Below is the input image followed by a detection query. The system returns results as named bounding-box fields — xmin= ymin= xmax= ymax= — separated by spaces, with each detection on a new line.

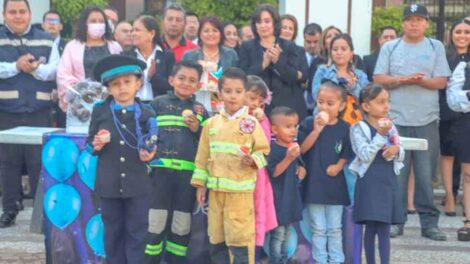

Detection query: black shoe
xmin=445 ymin=211 xmax=457 ymax=217
xmin=407 ymin=209 xmax=417 ymax=215
xmin=390 ymin=225 xmax=404 ymax=238
xmin=421 ymin=227 xmax=447 ymax=241
xmin=0 ymin=212 xmax=17 ymax=228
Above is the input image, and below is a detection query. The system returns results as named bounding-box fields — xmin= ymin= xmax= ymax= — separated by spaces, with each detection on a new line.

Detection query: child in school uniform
xmin=87 ymin=55 xmax=158 ymax=264
xmin=267 ymin=106 xmax=305 ymax=264
xmin=191 ymin=67 xmax=270 ymax=264
xmin=243 ymin=75 xmax=278 ymax=261
xmin=350 ymin=84 xmax=405 ymax=264
xmin=299 ymin=81 xmax=352 ymax=264
xmin=145 ymin=61 xmax=209 ymax=263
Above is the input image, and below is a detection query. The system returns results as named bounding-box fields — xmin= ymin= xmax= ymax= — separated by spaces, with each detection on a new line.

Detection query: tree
xmin=52 ymin=0 xmax=109 ymax=37
xmin=181 ymin=0 xmax=278 ymax=27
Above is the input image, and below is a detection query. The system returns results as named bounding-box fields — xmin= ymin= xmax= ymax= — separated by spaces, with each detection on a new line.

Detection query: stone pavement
xmin=1 ymin=191 xmax=469 ymax=264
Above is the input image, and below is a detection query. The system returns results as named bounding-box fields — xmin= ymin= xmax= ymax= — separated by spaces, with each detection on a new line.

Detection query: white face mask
xmin=87 ymin=23 xmax=106 ymax=39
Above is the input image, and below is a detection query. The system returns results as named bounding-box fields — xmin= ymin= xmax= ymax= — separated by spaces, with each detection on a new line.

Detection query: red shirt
xmin=162 ymin=36 xmax=198 ymax=62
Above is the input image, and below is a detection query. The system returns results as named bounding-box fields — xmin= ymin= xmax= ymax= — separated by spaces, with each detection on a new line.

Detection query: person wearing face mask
xmin=57 ymin=6 xmax=122 ymax=111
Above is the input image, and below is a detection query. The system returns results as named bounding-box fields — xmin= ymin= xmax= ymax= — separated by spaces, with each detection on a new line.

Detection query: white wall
xmin=280 ymin=0 xmax=372 ymax=56
xmin=0 ymin=0 xmax=50 ymax=24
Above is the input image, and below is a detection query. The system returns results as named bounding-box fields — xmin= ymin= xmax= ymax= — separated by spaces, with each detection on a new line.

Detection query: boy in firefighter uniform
xmin=191 ymin=67 xmax=270 ymax=264
xmin=144 ymin=61 xmax=208 ymax=263
xmin=88 ymin=55 xmax=157 ymax=264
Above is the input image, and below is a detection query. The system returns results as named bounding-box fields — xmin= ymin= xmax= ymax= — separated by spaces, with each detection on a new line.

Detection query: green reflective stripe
xmin=196 ymin=114 xmax=203 ymax=123
xmin=192 ymin=168 xmax=209 ymax=182
xmin=252 ymin=153 xmax=267 ymax=168
xmin=200 ymin=119 xmax=207 ymax=127
xmin=210 ymin=142 xmax=251 ymax=155
xmin=158 ymin=121 xmax=188 ymax=127
xmin=166 ymin=241 xmax=188 ymax=257
xmin=207 ymin=176 xmax=256 ymax=191
xmin=156 ymin=115 xmax=187 ymax=127
xmin=157 ymin=115 xmax=185 ymax=121
xmin=145 ymin=242 xmax=163 ymax=256
xmin=150 ymin=158 xmax=195 ymax=170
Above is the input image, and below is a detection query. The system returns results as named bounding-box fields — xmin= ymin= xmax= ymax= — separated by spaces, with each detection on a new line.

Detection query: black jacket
xmin=87 ymin=97 xmax=156 ymax=198
xmin=363 ymin=51 xmax=379 ymax=82
xmin=122 ymin=47 xmax=175 ymax=97
xmin=239 ymin=38 xmax=308 ymax=120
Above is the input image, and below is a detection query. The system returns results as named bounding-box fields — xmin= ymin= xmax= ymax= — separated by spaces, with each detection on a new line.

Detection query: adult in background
xmin=240 ymin=25 xmax=254 ymax=42
xmin=223 ymin=22 xmax=239 ymax=53
xmin=123 ymin=15 xmax=175 ymax=101
xmin=42 ymin=10 xmax=67 ymax=128
xmin=183 ymin=16 xmax=238 ymax=112
xmin=0 ymin=0 xmax=59 ymax=228
xmin=279 ymin=14 xmax=309 ymax=117
xmin=239 ymin=4 xmax=307 ymax=120
xmin=447 ymin=21 xmax=470 ymax=241
xmin=185 ymin=11 xmax=199 ymax=46
xmin=374 ymin=4 xmax=450 ymax=241
xmin=104 ymin=7 xmax=119 ymax=32
xmin=162 ymin=4 xmax=197 ymax=62
xmin=321 ymin=26 xmax=364 ymax=70
xmin=57 ymin=6 xmax=122 ymax=111
xmin=114 ymin=21 xmax=133 ymax=52
xmin=303 ymin=23 xmax=325 ymax=113
xmin=363 ymin=26 xmax=398 ymax=82
xmin=440 ymin=19 xmax=470 ymax=216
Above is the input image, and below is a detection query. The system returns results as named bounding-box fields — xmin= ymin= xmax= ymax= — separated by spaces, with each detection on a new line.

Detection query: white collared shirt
xmin=223 ymin=106 xmax=247 ymax=120
xmin=135 ymin=45 xmax=163 ymax=101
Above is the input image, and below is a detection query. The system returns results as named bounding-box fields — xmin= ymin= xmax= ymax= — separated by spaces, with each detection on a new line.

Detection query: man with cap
xmin=374 ymin=4 xmax=451 ymax=241
xmin=87 ymin=54 xmax=157 ymax=263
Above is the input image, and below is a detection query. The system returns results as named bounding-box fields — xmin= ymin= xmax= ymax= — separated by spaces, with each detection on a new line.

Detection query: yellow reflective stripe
xmin=207 ymin=176 xmax=256 ymax=191
xmin=209 ymin=142 xmax=251 ymax=155
xmin=192 ymin=168 xmax=209 ymax=182
xmin=145 ymin=242 xmax=163 ymax=256
xmin=251 ymin=153 xmax=267 ymax=168
xmin=166 ymin=241 xmax=188 ymax=257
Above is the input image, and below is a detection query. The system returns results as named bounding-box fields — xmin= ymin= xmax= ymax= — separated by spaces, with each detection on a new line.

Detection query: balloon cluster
xmin=42 ymin=136 xmax=104 ymax=257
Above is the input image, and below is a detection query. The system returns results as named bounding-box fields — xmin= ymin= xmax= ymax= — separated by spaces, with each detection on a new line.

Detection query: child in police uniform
xmin=144 ymin=61 xmax=209 ymax=263
xmin=191 ymin=67 xmax=270 ymax=264
xmin=87 ymin=54 xmax=157 ymax=264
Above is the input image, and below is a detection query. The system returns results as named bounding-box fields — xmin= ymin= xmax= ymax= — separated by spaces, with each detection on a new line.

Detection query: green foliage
xmin=181 ymin=0 xmax=278 ymax=27
xmin=52 ymin=0 xmax=109 ymax=24
xmin=372 ymin=4 xmax=435 ymax=38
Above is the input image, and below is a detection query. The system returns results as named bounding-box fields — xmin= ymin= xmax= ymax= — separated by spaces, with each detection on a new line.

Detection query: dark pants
xmin=396 ymin=121 xmax=441 ymax=229
xmin=101 ymin=195 xmax=149 ymax=264
xmin=0 ymin=109 xmax=50 ymax=213
xmin=145 ymin=168 xmax=196 ymax=264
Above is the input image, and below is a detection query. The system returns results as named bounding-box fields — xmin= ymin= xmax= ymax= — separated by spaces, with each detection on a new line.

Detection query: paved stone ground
xmin=1 ymin=190 xmax=469 ymax=264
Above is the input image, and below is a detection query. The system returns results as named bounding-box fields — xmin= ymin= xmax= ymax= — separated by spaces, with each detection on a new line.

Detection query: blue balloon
xmin=300 ymin=209 xmax=313 ymax=244
xmin=42 ymin=137 xmax=79 ymax=182
xmin=86 ymin=214 xmax=106 ymax=258
xmin=263 ymin=225 xmax=298 ymax=258
xmin=44 ymin=184 xmax=81 ymax=229
xmin=77 ymin=150 xmax=98 ymax=190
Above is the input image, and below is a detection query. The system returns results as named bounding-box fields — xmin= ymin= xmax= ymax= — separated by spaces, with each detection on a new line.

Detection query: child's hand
xmin=92 ymin=135 xmax=107 ymax=151
xmin=326 ymin=164 xmax=341 ymax=177
xmin=241 ymin=154 xmax=256 ymax=167
xmin=297 ymin=166 xmax=306 ymax=180
xmin=313 ymin=115 xmax=326 ymax=134
xmin=252 ymin=108 xmax=265 ymax=122
xmin=286 ymin=143 xmax=300 ymax=161
xmin=183 ymin=114 xmax=200 ymax=133
xmin=139 ymin=147 xmax=157 ymax=162
xmin=377 ymin=123 xmax=392 ymax=136
xmin=196 ymin=187 xmax=206 ymax=205
xmin=382 ymin=145 xmax=399 ymax=160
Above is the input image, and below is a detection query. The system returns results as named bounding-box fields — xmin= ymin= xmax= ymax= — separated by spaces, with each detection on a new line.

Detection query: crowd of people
xmin=1 ymin=0 xmax=470 ymax=263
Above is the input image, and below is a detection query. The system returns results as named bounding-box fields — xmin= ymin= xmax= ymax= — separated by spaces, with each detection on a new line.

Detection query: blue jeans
xmin=396 ymin=121 xmax=440 ymax=229
xmin=307 ymin=204 xmax=344 ymax=264
xmin=269 ymin=225 xmax=291 ymax=264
